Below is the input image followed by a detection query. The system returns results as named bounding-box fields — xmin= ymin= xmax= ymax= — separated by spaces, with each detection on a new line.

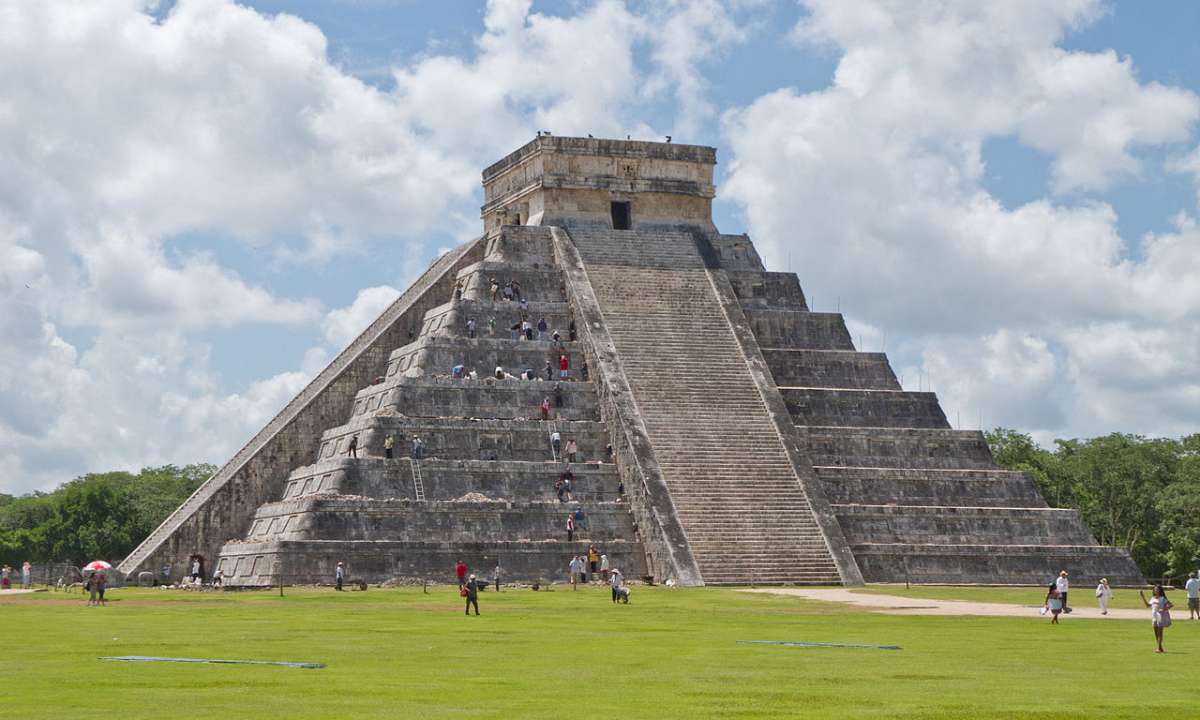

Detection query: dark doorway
xmin=610 ymin=201 xmax=631 ymax=230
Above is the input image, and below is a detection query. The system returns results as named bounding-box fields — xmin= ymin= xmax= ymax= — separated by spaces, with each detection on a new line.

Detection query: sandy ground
xmin=740 ymin=587 xmax=1151 ymax=620
xmin=0 ymin=588 xmax=43 ymax=597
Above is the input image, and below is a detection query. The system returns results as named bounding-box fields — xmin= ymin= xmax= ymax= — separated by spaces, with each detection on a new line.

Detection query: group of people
xmin=567 ymin=549 xmax=629 ymax=603
xmin=1042 ymin=569 xmax=1200 ymax=653
xmin=0 ymin=562 xmax=32 ymax=590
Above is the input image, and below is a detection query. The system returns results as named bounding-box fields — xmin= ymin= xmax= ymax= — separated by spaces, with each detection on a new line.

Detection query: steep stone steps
xmin=385 ymin=336 xmax=586 ymax=380
xmin=744 ymin=309 xmax=854 ymax=350
xmin=418 ymin=299 xmax=571 ymax=341
xmin=570 ymin=227 xmax=843 ymax=585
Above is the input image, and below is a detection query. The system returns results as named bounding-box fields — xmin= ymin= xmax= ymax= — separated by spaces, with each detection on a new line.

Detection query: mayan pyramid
xmin=119 ymin=136 xmax=1143 ymax=586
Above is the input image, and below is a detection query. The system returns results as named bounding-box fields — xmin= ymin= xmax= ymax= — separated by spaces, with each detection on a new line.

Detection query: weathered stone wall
xmin=118 ymin=239 xmax=485 ymax=581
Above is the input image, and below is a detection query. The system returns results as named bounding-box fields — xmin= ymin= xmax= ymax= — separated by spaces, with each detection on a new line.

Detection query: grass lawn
xmin=849 ymin=584 xmax=1155 ymax=611
xmin=1 ymin=584 xmax=1195 ymax=719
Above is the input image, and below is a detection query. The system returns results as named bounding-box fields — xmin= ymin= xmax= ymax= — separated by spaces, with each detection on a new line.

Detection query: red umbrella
xmin=83 ymin=560 xmax=112 ymax=573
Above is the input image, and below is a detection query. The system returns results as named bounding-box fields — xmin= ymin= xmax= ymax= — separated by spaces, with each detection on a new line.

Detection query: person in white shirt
xmin=568 ymin=556 xmax=583 ymax=590
xmin=1140 ymin=584 xmax=1174 ymax=653
xmin=1055 ymin=571 xmax=1070 ymax=612
xmin=1095 ymin=578 xmax=1112 ymax=615
xmin=191 ymin=558 xmax=201 ymax=582
xmin=600 ymin=554 xmax=610 ymax=582
xmin=610 ymin=568 xmax=623 ymax=603
xmin=1185 ymin=571 xmax=1200 ymax=620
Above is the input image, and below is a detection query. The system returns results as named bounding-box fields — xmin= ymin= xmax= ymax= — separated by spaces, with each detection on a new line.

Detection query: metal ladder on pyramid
xmin=411 ymin=458 xmax=426 ymax=502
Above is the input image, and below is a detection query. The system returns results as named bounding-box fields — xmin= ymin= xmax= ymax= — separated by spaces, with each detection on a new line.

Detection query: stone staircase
xmin=568 ymin=228 xmax=842 ymax=585
xmin=215 ymin=226 xmax=646 ymax=585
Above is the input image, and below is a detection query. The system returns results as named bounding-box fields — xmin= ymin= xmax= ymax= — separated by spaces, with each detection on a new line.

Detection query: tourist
xmin=509 ymin=321 xmax=521 ymax=340
xmin=569 ymin=320 xmax=577 ymax=342
xmin=466 ymin=318 xmax=477 ymax=338
xmin=489 ymin=277 xmax=499 ymax=301
xmin=540 ymin=397 xmax=551 ymax=421
xmin=559 ymin=354 xmax=570 ymax=379
xmin=617 ymin=479 xmax=624 ymax=499
xmin=503 ymin=281 xmax=514 ymax=302
xmin=569 ymin=556 xmax=583 ymax=589
xmin=212 ymin=568 xmax=224 ymax=588
xmin=454 ymin=279 xmax=464 ymax=302
xmin=1140 ymin=585 xmax=1174 ymax=652
xmin=566 ymin=514 xmax=575 ymax=542
xmin=347 ymin=434 xmax=359 ymax=458
xmin=411 ymin=436 xmax=424 ymax=460
xmin=512 ymin=279 xmax=523 ymax=302
xmin=84 ymin=573 xmax=96 ymax=606
xmin=519 ymin=297 xmax=528 ymax=313
xmin=580 ymin=357 xmax=589 ymax=381
xmin=22 ymin=561 xmax=31 ymax=589
xmin=335 ymin=562 xmax=345 ymax=591
xmin=1044 ymin=583 xmax=1063 ymax=624
xmin=384 ymin=434 xmax=395 ymax=459
xmin=0 ymin=564 xmax=9 ymax=590
xmin=610 ymin=568 xmax=623 ymax=603
xmin=1186 ymin=572 xmax=1200 ymax=620
xmin=537 ymin=317 xmax=548 ymax=340
xmin=555 ymin=477 xmax=566 ymax=502
xmin=560 ymin=467 xmax=574 ymax=495
xmin=566 ymin=438 xmax=578 ymax=463
xmin=1095 ymin=578 xmax=1112 ymax=615
xmin=587 ymin=545 xmax=600 ymax=581
xmin=550 ymin=431 xmax=562 ymax=459
xmin=553 ymin=383 xmax=564 ymax=408
xmin=493 ymin=563 xmax=501 ymax=593
xmin=544 ymin=361 xmax=554 ymax=381
xmin=522 ymin=319 xmax=532 ymax=341
xmin=191 ymin=557 xmax=202 ymax=582
xmin=452 ymin=364 xmax=465 ymax=379
xmin=1055 ymin=571 xmax=1069 ymax=612
xmin=455 ymin=560 xmax=468 ymax=588
xmin=574 ymin=506 xmax=585 ymax=533
xmin=464 ymin=574 xmax=480 ymax=616
xmin=488 ymin=317 xmax=497 ymax=336
xmin=600 ymin=554 xmax=610 ymax=581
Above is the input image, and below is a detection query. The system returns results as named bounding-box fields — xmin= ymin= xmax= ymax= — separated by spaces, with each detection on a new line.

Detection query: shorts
xmin=1188 ymin=597 xmax=1199 ymax=610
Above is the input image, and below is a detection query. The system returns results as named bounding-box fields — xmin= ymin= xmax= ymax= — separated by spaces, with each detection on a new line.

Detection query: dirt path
xmin=740 ymin=587 xmax=1149 ymax=620
xmin=0 ymin=589 xmax=44 ymax=597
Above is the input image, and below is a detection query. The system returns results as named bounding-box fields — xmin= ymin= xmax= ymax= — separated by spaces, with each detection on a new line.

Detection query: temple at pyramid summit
xmin=119 ymin=136 xmax=1143 ymax=587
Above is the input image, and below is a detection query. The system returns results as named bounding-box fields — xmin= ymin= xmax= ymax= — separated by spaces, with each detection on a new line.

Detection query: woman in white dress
xmin=1139 ymin=584 xmax=1174 ymax=653
xmin=1095 ymin=578 xmax=1112 ymax=615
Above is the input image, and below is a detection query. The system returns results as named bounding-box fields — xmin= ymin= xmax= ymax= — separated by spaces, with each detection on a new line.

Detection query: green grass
xmin=2 ymin=584 xmax=1196 ymax=718
xmin=850 ymin=584 xmax=1153 ymax=610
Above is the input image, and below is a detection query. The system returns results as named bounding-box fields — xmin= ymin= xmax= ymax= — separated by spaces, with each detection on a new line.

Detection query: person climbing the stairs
xmin=540 ymin=397 xmax=551 ymax=420
xmin=537 ymin=317 xmax=548 ymax=340
xmin=559 ymin=353 xmax=570 ymax=379
xmin=347 ymin=435 xmax=358 ymax=458
xmin=566 ymin=514 xmax=575 ymax=542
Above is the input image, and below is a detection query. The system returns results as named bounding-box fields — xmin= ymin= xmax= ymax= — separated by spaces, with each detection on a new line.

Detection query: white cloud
xmin=724 ymin=0 xmax=1200 ymax=440
xmin=322 ymin=285 xmax=402 ymax=347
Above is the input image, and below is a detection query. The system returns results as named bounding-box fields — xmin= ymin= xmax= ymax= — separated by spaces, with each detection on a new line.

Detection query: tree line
xmin=986 ymin=429 xmax=1200 ymax=581
xmin=0 ymin=464 xmax=213 ymax=567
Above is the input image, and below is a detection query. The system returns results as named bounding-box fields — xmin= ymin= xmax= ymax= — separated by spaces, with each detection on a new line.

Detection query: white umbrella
xmin=83 ymin=560 xmax=112 ymax=574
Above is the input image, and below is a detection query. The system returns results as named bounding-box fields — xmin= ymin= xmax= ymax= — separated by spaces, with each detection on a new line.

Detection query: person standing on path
xmin=1095 ymin=578 xmax=1112 ymax=615
xmin=335 ymin=562 xmax=345 ymax=591
xmin=1055 ymin=571 xmax=1069 ymax=612
xmin=384 ymin=434 xmax=395 ymax=459
xmin=347 ymin=434 xmax=359 ymax=458
xmin=464 ymin=574 xmax=480 ymax=616
xmin=1185 ymin=572 xmax=1200 ymax=620
xmin=455 ymin=560 xmax=468 ymax=588
xmin=1140 ymin=585 xmax=1174 ymax=653
xmin=22 ymin=561 xmax=31 ymax=589
xmin=1044 ymin=584 xmax=1063 ymax=624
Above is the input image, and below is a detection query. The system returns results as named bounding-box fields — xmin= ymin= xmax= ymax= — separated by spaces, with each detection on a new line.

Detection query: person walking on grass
xmin=610 ymin=568 xmax=623 ymax=603
xmin=1140 ymin=585 xmax=1174 ymax=653
xmin=587 ymin=545 xmax=600 ymax=582
xmin=1 ymin=565 xmax=10 ymax=590
xmin=455 ymin=560 xmax=468 ymax=588
xmin=464 ymin=574 xmax=480 ymax=616
xmin=1055 ymin=570 xmax=1070 ymax=612
xmin=335 ymin=562 xmax=345 ymax=591
xmin=1185 ymin=572 xmax=1200 ymax=620
xmin=1096 ymin=578 xmax=1112 ymax=615
xmin=493 ymin=563 xmax=501 ymax=593
xmin=601 ymin=554 xmax=610 ymax=582
xmin=22 ymin=561 xmax=31 ymax=589
xmin=1044 ymin=583 xmax=1063 ymax=624
xmin=569 ymin=556 xmax=583 ymax=589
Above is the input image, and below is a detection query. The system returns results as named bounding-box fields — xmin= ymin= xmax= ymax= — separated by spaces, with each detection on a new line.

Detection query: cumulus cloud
xmin=322 ymin=285 xmax=402 ymax=347
xmin=724 ymin=0 xmax=1200 ymax=440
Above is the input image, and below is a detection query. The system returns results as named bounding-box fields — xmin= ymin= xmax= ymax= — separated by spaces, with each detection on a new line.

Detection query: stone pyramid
xmin=119 ymin=136 xmax=1143 ymax=587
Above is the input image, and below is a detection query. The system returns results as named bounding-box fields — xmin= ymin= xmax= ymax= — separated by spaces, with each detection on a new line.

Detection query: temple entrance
xmin=610 ymin=201 xmax=631 ymax=230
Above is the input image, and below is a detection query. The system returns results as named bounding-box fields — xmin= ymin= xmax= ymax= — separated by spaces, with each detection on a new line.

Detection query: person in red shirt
xmin=559 ymin=354 xmax=569 ymax=379
xmin=455 ymin=560 xmax=467 ymax=588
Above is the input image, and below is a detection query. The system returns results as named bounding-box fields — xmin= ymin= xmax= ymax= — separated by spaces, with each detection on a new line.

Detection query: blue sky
xmin=2 ymin=0 xmax=1199 ymax=493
